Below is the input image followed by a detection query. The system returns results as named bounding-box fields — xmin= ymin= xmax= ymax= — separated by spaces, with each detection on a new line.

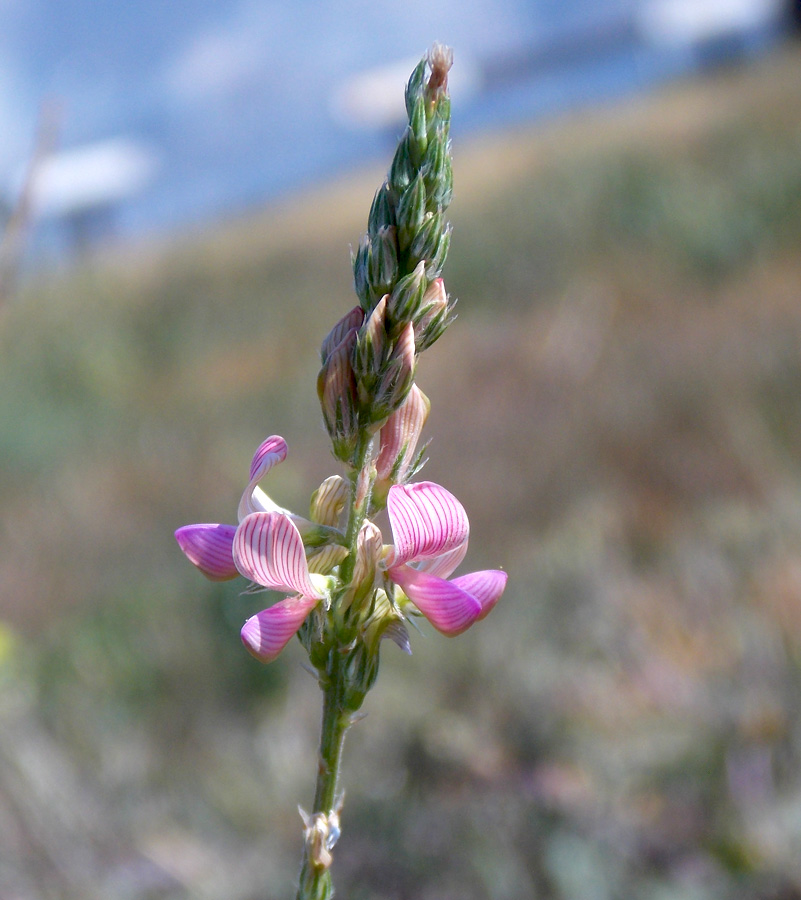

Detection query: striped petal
xmin=174 ymin=523 xmax=238 ymax=581
xmin=249 ymin=435 xmax=288 ymax=482
xmin=389 ymin=565 xmax=482 ymax=636
xmin=386 ymin=481 xmax=469 ymax=568
xmin=450 ymin=570 xmax=507 ymax=620
xmin=237 ymin=435 xmax=288 ymax=520
xmin=240 ymin=595 xmax=319 ymax=663
xmin=233 ymin=512 xmax=324 ymax=597
xmin=417 ymin=541 xmax=468 ymax=580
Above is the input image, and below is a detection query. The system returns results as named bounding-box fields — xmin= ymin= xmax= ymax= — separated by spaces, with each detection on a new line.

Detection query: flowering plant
xmin=175 ymin=44 xmax=506 ymax=900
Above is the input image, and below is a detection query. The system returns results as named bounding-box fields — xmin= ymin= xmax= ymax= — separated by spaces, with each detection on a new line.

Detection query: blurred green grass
xmin=2 ymin=44 xmax=801 ymax=900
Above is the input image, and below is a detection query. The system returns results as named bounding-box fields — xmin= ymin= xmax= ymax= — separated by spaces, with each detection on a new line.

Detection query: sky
xmin=0 ymin=0 xmax=788 ymax=238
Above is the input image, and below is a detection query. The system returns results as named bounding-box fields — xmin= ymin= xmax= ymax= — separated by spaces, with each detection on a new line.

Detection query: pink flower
xmin=175 ymin=435 xmax=332 ymax=662
xmin=234 ymin=512 xmax=329 ymax=662
xmin=384 ymin=482 xmax=507 ymax=635
xmin=174 ymin=435 xmax=291 ymax=581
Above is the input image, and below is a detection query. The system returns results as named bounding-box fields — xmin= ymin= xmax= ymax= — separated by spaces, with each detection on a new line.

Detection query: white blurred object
xmin=638 ymin=0 xmax=785 ymax=45
xmin=28 ymin=138 xmax=158 ymax=219
xmin=330 ymin=55 xmax=480 ymax=131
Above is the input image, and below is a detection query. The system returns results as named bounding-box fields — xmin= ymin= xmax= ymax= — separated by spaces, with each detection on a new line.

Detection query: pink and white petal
xmin=233 ymin=512 xmax=325 ymax=598
xmin=390 ymin=565 xmax=481 ymax=636
xmin=417 ymin=541 xmax=468 ymax=579
xmin=240 ymin=595 xmax=319 ymax=663
xmin=175 ymin=523 xmax=238 ymax=581
xmin=240 ymin=484 xmax=284 ymax=520
xmin=249 ymin=435 xmax=288 ymax=482
xmin=237 ymin=436 xmax=288 ymax=520
xmin=450 ymin=570 xmax=507 ymax=620
xmin=386 ymin=481 xmax=469 ymax=568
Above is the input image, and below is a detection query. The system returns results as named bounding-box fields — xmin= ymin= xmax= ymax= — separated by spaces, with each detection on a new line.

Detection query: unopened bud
xmin=307 ymin=544 xmax=349 ymax=576
xmin=368 ymin=226 xmax=399 ymax=296
xmin=321 ymin=306 xmax=364 ymax=364
xmin=352 ymin=235 xmax=373 ymax=309
xmin=388 ymin=134 xmax=415 ymax=196
xmin=375 ymin=383 xmax=430 ymax=490
xmin=354 ymin=294 xmax=388 ymax=380
xmin=317 ymin=329 xmax=360 ymax=462
xmin=414 ymin=278 xmax=454 ymax=352
xmin=310 ymin=475 xmax=349 ymax=527
xmin=396 ymin=174 xmax=427 ymax=252
xmin=425 ymin=223 xmax=451 ymax=279
xmin=408 ymin=94 xmax=428 ymax=167
xmin=375 ymin=322 xmax=415 ymax=416
xmin=404 ymin=58 xmax=426 ymax=119
xmin=409 ymin=211 xmax=444 ymax=265
xmin=368 ymin=184 xmax=396 ymax=236
xmin=343 ymin=520 xmax=382 ymax=614
xmin=388 ymin=260 xmax=426 ymax=325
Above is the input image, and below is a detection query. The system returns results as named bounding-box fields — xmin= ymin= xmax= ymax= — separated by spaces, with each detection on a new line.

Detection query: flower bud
xmin=307 ymin=544 xmax=349 ymax=576
xmin=352 ymin=235 xmax=373 ymax=309
xmin=404 ymin=58 xmax=426 ymax=119
xmin=396 ymin=173 xmax=427 ymax=252
xmin=374 ymin=322 xmax=415 ymax=417
xmin=388 ymin=260 xmax=426 ymax=325
xmin=368 ymin=226 xmax=398 ymax=296
xmin=408 ymin=94 xmax=428 ymax=167
xmin=409 ymin=211 xmax=444 ymax=265
xmin=341 ymin=641 xmax=379 ymax=712
xmin=310 ymin=475 xmax=349 ymax=527
xmin=343 ymin=520 xmax=382 ymax=615
xmin=354 ymin=294 xmax=388 ymax=381
xmin=317 ymin=329 xmax=360 ymax=462
xmin=425 ymin=223 xmax=451 ymax=279
xmin=388 ymin=133 xmax=415 ymax=196
xmin=374 ymin=384 xmax=430 ymax=504
xmin=413 ymin=277 xmax=454 ymax=352
xmin=321 ymin=306 xmax=364 ymax=364
xmin=368 ymin=183 xmax=395 ymax=236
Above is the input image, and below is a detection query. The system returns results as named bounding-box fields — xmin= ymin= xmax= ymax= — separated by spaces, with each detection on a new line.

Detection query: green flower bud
xmin=404 ymin=58 xmax=426 ymax=119
xmin=368 ymin=184 xmax=395 ymax=236
xmin=425 ymin=224 xmax=451 ymax=279
xmin=388 ymin=134 xmax=415 ymax=196
xmin=368 ymin=226 xmax=399 ymax=295
xmin=388 ymin=260 xmax=426 ymax=324
xmin=409 ymin=211 xmax=444 ymax=265
xmin=408 ymin=94 xmax=428 ymax=167
xmin=396 ymin=173 xmax=427 ymax=252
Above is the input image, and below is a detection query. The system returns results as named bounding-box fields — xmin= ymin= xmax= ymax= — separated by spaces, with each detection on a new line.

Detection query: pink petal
xmin=238 ymin=436 xmax=289 ymax=521
xmin=417 ymin=541 xmax=468 ymax=580
xmin=175 ymin=524 xmax=238 ymax=581
xmin=241 ymin=595 xmax=319 ymax=663
xmin=386 ymin=481 xmax=469 ymax=568
xmin=249 ymin=435 xmax=288 ymax=482
xmin=390 ymin=565 xmax=482 ymax=636
xmin=450 ymin=570 xmax=507 ymax=620
xmin=233 ymin=512 xmax=324 ymax=597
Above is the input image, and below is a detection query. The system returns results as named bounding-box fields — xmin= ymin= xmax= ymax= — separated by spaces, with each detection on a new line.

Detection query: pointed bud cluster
xmin=352 ymin=45 xmax=457 ymax=345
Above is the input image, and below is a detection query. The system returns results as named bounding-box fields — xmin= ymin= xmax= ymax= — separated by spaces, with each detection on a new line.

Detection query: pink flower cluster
xmin=176 ymin=436 xmax=506 ymax=663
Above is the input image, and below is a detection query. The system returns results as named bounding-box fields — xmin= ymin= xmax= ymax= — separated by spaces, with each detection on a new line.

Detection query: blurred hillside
xmin=1 ymin=42 xmax=801 ymax=900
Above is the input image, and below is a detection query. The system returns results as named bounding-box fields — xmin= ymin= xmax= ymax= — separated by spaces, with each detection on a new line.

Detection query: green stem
xmin=295 ymin=655 xmax=350 ymax=900
xmin=295 ymin=431 xmax=375 ymax=900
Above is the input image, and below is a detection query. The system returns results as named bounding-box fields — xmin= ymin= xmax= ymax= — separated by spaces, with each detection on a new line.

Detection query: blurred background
xmin=2 ymin=2 xmax=801 ymax=898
